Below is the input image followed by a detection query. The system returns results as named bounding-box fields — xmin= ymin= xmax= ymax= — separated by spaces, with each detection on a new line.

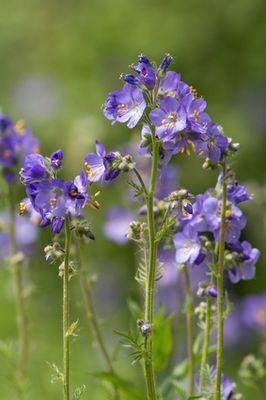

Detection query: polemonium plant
xmin=89 ymin=54 xmax=260 ymax=400
xmin=0 ymin=114 xmax=39 ymax=398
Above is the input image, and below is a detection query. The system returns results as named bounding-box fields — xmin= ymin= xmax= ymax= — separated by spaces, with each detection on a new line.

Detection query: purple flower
xmin=0 ymin=136 xmax=16 ymax=167
xmin=149 ymin=96 xmax=187 ymax=142
xmin=174 ymin=225 xmax=201 ymax=265
xmin=20 ymin=153 xmax=49 ymax=182
xmin=195 ymin=123 xmax=229 ymax=162
xmin=103 ymin=83 xmax=146 ymax=128
xmin=156 ymin=164 xmax=178 ymax=199
xmin=0 ymin=212 xmax=38 ymax=260
xmin=104 ymin=207 xmax=134 ymax=244
xmin=65 ymin=170 xmax=88 ymax=216
xmin=203 ymin=196 xmax=246 ymax=243
xmin=159 ymin=55 xmax=173 ymax=72
xmin=226 ymin=180 xmax=252 ymax=204
xmin=196 ymin=368 xmax=233 ymax=400
xmin=33 ymin=179 xmax=66 ymax=219
xmin=186 ymin=98 xmax=211 ymax=134
xmin=121 ymin=74 xmax=139 ymax=86
xmin=84 ymin=140 xmax=119 ymax=183
xmin=0 ymin=114 xmax=13 ymax=133
xmin=157 ymin=72 xmax=186 ymax=101
xmin=227 ymin=240 xmax=260 ymax=283
xmin=241 ymin=293 xmax=266 ymax=331
xmin=131 ymin=54 xmax=156 ymax=89
xmin=50 ymin=149 xmax=63 ymax=169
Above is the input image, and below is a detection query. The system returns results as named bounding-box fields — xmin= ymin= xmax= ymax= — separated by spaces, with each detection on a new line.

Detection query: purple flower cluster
xmin=173 ymin=173 xmax=260 ymax=284
xmin=0 ymin=114 xmax=39 ymax=183
xmin=103 ymin=54 xmax=229 ymax=164
xmin=20 ymin=150 xmax=90 ymax=233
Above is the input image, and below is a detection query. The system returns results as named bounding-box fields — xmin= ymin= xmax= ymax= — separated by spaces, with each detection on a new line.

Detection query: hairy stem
xmin=199 ymin=245 xmax=218 ymax=392
xmin=183 ymin=267 xmax=195 ymax=396
xmin=215 ymin=163 xmax=227 ymax=400
xmin=76 ymin=240 xmax=119 ymax=399
xmin=63 ymin=217 xmax=71 ymax=400
xmin=8 ymin=185 xmax=28 ymax=399
xmin=144 ymin=133 xmax=159 ymax=400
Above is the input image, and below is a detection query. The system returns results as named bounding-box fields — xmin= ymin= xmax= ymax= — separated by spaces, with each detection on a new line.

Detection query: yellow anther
xmin=193 ymin=110 xmax=200 ymax=123
xmin=117 ymin=104 xmax=128 ymax=114
xmin=225 ymin=209 xmax=234 ymax=218
xmin=3 ymin=149 xmax=11 ymax=159
xmin=30 ymin=217 xmax=41 ymax=225
xmin=187 ymin=139 xmax=196 ymax=152
xmin=70 ymin=188 xmax=78 ymax=197
xmin=185 ymin=148 xmax=191 ymax=156
xmin=33 ymin=146 xmax=40 ymax=154
xmin=90 ymin=171 xmax=97 ymax=177
xmin=19 ymin=202 xmax=26 ymax=215
xmin=181 ymin=147 xmax=185 ymax=154
xmin=49 ymin=197 xmax=57 ymax=207
xmin=95 ymin=191 xmax=101 ymax=197
xmin=199 ymin=150 xmax=204 ymax=157
xmin=15 ymin=119 xmax=25 ymax=136
xmin=190 ymin=85 xmax=198 ymax=98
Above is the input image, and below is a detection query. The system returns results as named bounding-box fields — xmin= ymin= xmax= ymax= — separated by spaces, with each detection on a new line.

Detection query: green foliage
xmin=94 ymin=372 xmax=144 ymax=400
xmin=128 ymin=180 xmax=144 ymax=198
xmin=153 ymin=307 xmax=173 ymax=372
xmin=114 ymin=330 xmax=145 ymax=365
xmin=47 ymin=362 xmax=64 ymax=384
xmin=155 ymin=215 xmax=177 ymax=242
xmin=66 ymin=320 xmax=79 ymax=338
xmin=223 ymin=291 xmax=232 ymax=319
xmin=71 ymin=385 xmax=86 ymax=400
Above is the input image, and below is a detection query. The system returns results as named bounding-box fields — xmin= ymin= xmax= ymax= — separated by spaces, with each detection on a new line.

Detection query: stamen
xmin=15 ymin=119 xmax=25 ymax=136
xmin=19 ymin=202 xmax=26 ymax=215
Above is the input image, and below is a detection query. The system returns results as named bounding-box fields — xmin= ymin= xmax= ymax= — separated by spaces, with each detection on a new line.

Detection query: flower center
xmin=162 ymin=112 xmax=177 ymax=128
xmin=49 ymin=197 xmax=57 ymax=207
xmin=117 ymin=104 xmax=129 ymax=114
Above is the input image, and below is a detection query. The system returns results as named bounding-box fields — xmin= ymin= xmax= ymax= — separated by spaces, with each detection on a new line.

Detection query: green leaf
xmin=66 ymin=320 xmax=79 ymax=337
xmin=223 ymin=291 xmax=232 ymax=319
xmin=155 ymin=216 xmax=176 ymax=242
xmin=47 ymin=362 xmax=64 ymax=384
xmin=71 ymin=385 xmax=86 ymax=400
xmin=128 ymin=179 xmax=143 ymax=197
xmin=93 ymin=372 xmax=144 ymax=400
xmin=153 ymin=307 xmax=173 ymax=372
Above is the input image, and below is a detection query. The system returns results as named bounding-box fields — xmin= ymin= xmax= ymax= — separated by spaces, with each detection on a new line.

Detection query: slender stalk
xmin=132 ymin=167 xmax=148 ymax=196
xmin=8 ymin=184 xmax=28 ymax=398
xmin=144 ymin=132 xmax=159 ymax=400
xmin=199 ymin=294 xmax=212 ymax=392
xmin=215 ymin=163 xmax=227 ymax=400
xmin=183 ymin=267 xmax=195 ymax=396
xmin=199 ymin=244 xmax=218 ymax=392
xmin=75 ymin=240 xmax=119 ymax=399
xmin=63 ymin=217 xmax=71 ymax=400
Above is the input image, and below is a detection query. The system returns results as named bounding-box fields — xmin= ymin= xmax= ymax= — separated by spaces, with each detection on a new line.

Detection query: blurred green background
xmin=0 ymin=0 xmax=266 ymax=398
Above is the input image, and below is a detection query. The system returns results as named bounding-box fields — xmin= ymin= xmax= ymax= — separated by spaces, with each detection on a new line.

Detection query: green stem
xmin=132 ymin=167 xmax=148 ymax=196
xmin=8 ymin=185 xmax=28 ymax=398
xmin=215 ymin=163 xmax=227 ymax=400
xmin=75 ymin=240 xmax=119 ymax=399
xmin=183 ymin=267 xmax=195 ymax=396
xmin=63 ymin=217 xmax=71 ymax=400
xmin=144 ymin=133 xmax=159 ymax=400
xmin=199 ymin=245 xmax=218 ymax=392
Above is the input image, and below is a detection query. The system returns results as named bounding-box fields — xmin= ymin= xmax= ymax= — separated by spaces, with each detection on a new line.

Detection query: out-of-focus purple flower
xmin=131 ymin=54 xmax=156 ymax=90
xmin=174 ymin=225 xmax=201 ymax=265
xmin=50 ymin=149 xmax=63 ymax=170
xmin=149 ymin=96 xmax=187 ymax=142
xmin=241 ymin=293 xmax=266 ymax=331
xmin=227 ymin=240 xmax=260 ymax=283
xmin=84 ymin=140 xmax=119 ymax=183
xmin=104 ymin=207 xmax=134 ymax=244
xmin=103 ymin=83 xmax=146 ymax=128
xmin=0 ymin=212 xmax=38 ymax=260
xmin=0 ymin=114 xmax=13 ymax=133
xmin=156 ymin=164 xmax=178 ymax=200
xmin=196 ymin=368 xmax=234 ymax=400
xmin=0 ymin=136 xmax=16 ymax=167
xmin=20 ymin=153 xmax=49 ymax=182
